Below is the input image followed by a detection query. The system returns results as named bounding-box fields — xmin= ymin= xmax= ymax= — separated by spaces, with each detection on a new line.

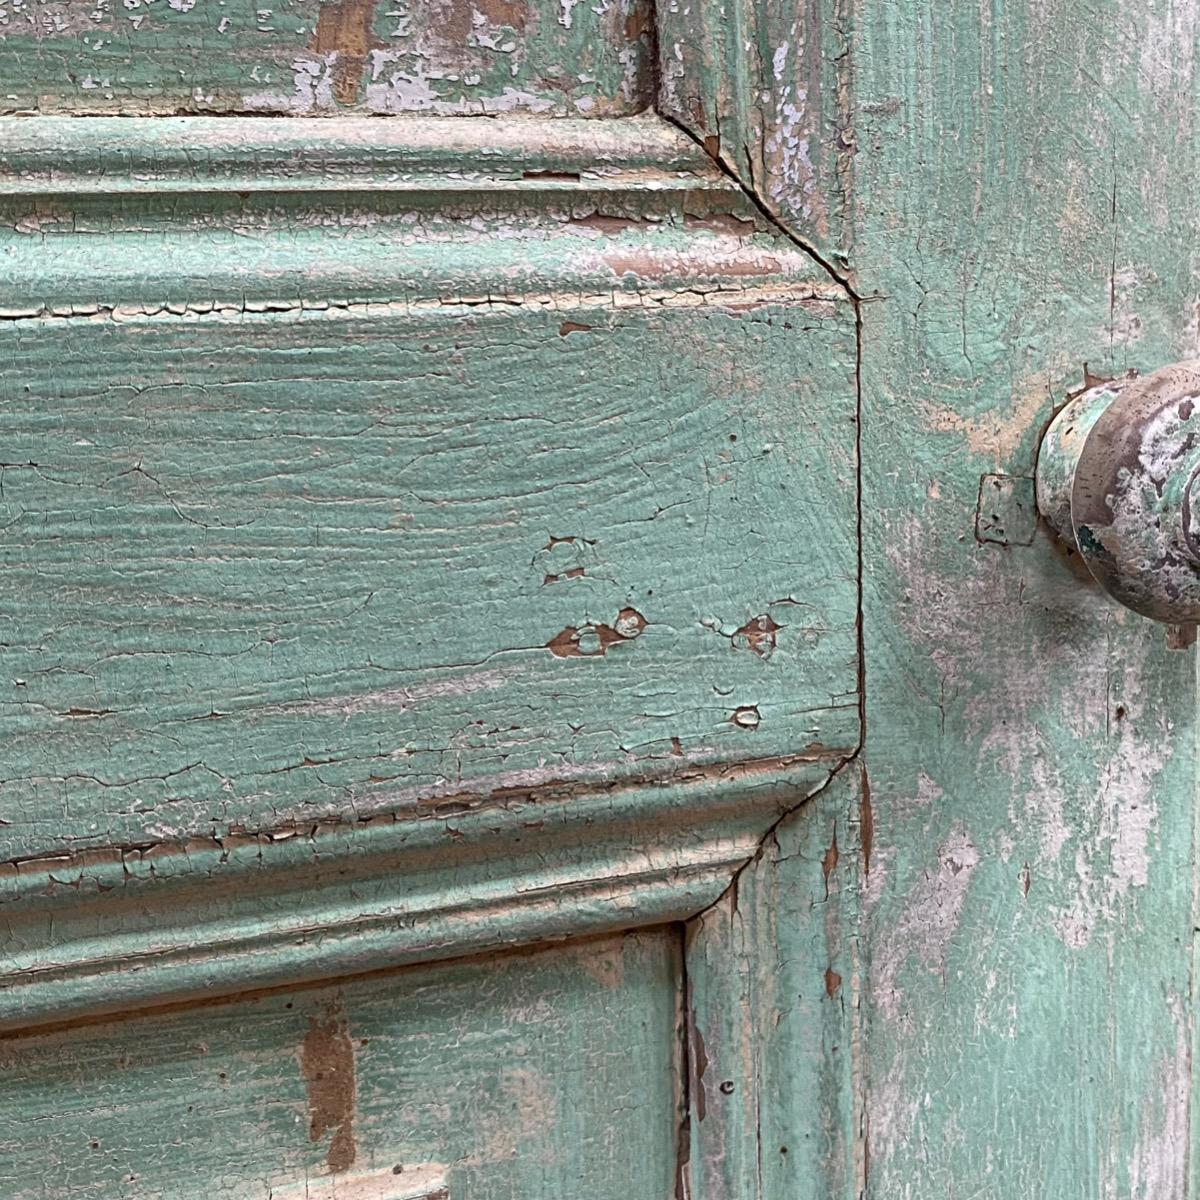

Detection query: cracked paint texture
xmin=0 ymin=931 xmax=679 ymax=1199
xmin=660 ymin=0 xmax=1200 ymax=1194
xmin=5 ymin=0 xmax=1195 ymax=1194
xmin=847 ymin=1 xmax=1200 ymax=1196
xmin=0 ymin=0 xmax=655 ymax=115
xmin=0 ymin=162 xmax=859 ymax=865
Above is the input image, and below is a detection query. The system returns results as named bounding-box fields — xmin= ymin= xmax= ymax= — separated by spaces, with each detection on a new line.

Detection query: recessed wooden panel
xmin=0 ymin=0 xmax=655 ymax=116
xmin=0 ymin=294 xmax=856 ymax=857
xmin=0 ymin=930 xmax=681 ymax=1200
xmin=0 ymin=119 xmax=859 ymax=865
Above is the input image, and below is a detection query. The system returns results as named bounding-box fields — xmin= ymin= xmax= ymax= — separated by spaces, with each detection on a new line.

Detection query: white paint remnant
xmin=1127 ymin=994 xmax=1189 ymax=1198
xmin=896 ymin=771 xmax=942 ymax=815
xmin=869 ymin=1056 xmax=923 ymax=1165
xmin=872 ymin=825 xmax=980 ymax=1025
xmin=617 ymin=44 xmax=641 ymax=103
xmin=270 ymin=1163 xmax=447 ymax=1200
xmin=860 ymin=842 xmax=893 ymax=914
xmin=261 ymin=670 xmax=512 ymax=719
xmin=772 ymin=40 xmax=789 ymax=79
xmin=365 ymin=64 xmax=556 ymax=114
xmin=1025 ymin=757 xmax=1072 ymax=866
xmin=1051 ymin=739 xmax=1169 ymax=948
xmin=244 ymin=55 xmax=335 ymax=113
xmin=886 ymin=512 xmax=1173 ymax=953
xmin=1050 ymin=647 xmax=1171 ymax=950
xmin=1109 ymin=265 xmax=1146 ymax=347
xmin=764 ymin=92 xmax=816 ymax=213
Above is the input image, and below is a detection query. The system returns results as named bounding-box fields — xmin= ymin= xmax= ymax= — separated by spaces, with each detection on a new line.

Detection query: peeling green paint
xmin=0 ymin=0 xmax=655 ymax=116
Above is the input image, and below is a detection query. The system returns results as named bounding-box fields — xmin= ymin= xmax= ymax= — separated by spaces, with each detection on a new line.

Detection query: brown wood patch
xmin=309 ymin=0 xmax=382 ymax=105
xmin=300 ymin=996 xmax=358 ymax=1173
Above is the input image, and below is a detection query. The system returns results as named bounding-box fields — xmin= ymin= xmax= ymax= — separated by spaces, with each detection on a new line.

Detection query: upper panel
xmin=0 ymin=0 xmax=655 ymax=115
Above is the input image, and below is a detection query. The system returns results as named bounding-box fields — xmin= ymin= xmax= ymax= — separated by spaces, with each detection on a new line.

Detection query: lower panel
xmin=0 ymin=929 xmax=681 ymax=1200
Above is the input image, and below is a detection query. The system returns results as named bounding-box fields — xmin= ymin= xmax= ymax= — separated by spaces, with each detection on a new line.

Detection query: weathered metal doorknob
xmin=1036 ymin=361 xmax=1200 ymax=625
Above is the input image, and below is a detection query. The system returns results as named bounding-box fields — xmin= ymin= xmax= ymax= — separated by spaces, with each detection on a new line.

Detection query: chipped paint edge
xmin=0 ymin=113 xmax=723 ymax=196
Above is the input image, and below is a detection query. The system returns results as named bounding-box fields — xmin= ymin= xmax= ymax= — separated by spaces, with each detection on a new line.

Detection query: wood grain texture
xmin=20 ymin=1 xmax=1192 ymax=1191
xmin=0 ymin=121 xmax=860 ymax=867
xmin=849 ymin=2 xmax=1200 ymax=1195
xmin=0 ymin=929 xmax=681 ymax=1200
xmin=684 ymin=764 xmax=863 ymax=1200
xmin=0 ymin=0 xmax=655 ymax=116
xmin=656 ymin=0 xmax=854 ymax=270
xmin=0 ymin=15 xmax=872 ymax=1200
xmin=665 ymin=0 xmax=1200 ymax=1192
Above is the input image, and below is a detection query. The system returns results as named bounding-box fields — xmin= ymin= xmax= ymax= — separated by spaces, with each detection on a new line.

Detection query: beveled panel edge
xmin=655 ymin=0 xmax=854 ymax=273
xmin=0 ymin=217 xmax=847 ymax=323
xmin=0 ymin=113 xmax=721 ymax=197
xmin=682 ymin=762 xmax=864 ymax=1200
xmin=0 ymin=751 xmax=850 ymax=1033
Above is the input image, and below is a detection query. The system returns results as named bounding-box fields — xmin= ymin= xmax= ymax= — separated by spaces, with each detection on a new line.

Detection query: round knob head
xmin=1071 ymin=360 xmax=1200 ymax=623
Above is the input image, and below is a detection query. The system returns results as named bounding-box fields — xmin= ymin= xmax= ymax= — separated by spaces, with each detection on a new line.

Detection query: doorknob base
xmin=1035 ymin=377 xmax=1129 ymax=554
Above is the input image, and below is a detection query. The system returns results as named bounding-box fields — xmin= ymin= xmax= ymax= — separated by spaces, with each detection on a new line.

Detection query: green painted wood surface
xmin=0 ymin=0 xmax=654 ymax=116
xmin=0 ymin=114 xmax=711 ymax=195
xmin=6 ymin=0 xmax=1199 ymax=1193
xmin=685 ymin=765 xmax=863 ymax=1200
xmin=0 ymin=759 xmax=839 ymax=1029
xmin=846 ymin=2 xmax=1199 ymax=1195
xmin=0 ymin=123 xmax=859 ymax=863
xmin=0 ymin=113 xmax=863 ymax=1200
xmin=0 ymin=929 xmax=681 ymax=1199
xmin=656 ymin=0 xmax=853 ymax=270
xmin=658 ymin=0 xmax=1200 ymax=1193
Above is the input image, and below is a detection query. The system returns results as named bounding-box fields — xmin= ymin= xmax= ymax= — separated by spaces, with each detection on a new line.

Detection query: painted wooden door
xmin=0 ymin=0 xmax=1195 ymax=1197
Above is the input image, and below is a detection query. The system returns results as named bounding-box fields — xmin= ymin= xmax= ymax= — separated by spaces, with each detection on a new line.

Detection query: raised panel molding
xmin=0 ymin=754 xmax=844 ymax=1030
xmin=0 ymin=106 xmax=860 ymax=1034
xmin=0 ymin=114 xmax=717 ymax=200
